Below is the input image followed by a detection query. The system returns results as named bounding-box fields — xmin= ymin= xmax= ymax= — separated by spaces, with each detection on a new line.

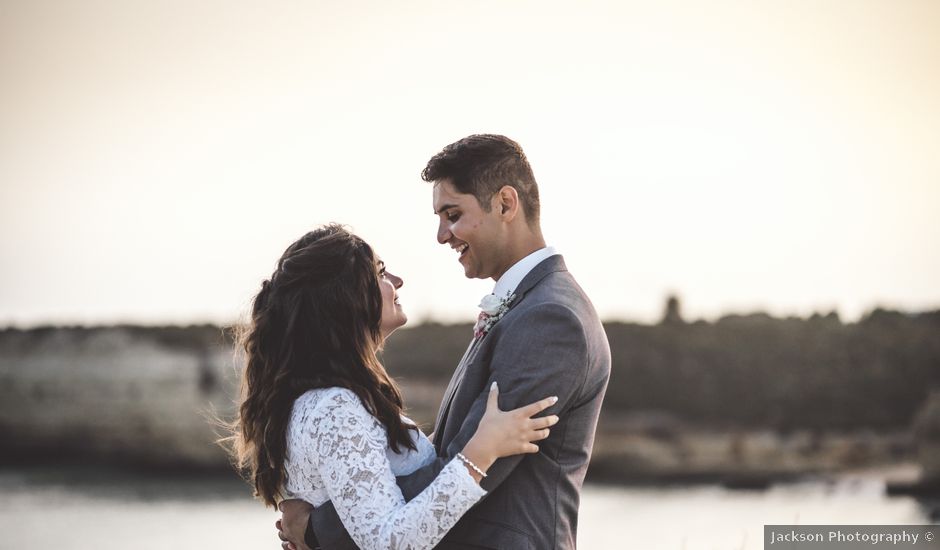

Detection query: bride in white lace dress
xmin=229 ymin=225 xmax=558 ymax=550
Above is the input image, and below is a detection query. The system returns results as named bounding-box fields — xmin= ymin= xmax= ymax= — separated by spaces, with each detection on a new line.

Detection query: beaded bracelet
xmin=456 ymin=452 xmax=487 ymax=478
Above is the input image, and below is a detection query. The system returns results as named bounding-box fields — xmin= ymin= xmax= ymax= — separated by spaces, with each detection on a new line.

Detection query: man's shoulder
xmin=516 ymin=269 xmax=595 ymax=316
xmin=507 ymin=270 xmax=609 ymax=351
xmin=497 ymin=275 xmax=598 ymax=342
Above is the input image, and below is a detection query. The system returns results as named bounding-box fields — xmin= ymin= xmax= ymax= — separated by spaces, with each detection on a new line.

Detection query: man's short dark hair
xmin=422 ymin=134 xmax=540 ymax=224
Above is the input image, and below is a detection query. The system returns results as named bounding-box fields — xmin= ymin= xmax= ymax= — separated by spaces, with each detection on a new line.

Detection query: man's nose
xmin=436 ymin=220 xmax=451 ymax=245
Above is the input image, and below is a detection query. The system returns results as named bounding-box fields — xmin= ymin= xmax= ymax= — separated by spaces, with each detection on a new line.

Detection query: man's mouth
xmin=454 ymin=243 xmax=469 ymax=257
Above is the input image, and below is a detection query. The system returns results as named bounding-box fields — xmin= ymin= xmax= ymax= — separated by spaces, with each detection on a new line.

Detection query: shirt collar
xmin=492 ymin=246 xmax=558 ymax=300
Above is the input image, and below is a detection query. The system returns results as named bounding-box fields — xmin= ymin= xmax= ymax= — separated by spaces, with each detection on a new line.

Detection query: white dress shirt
xmin=491 ymin=246 xmax=559 ymax=300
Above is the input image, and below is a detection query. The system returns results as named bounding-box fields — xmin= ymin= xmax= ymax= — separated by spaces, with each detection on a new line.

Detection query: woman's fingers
xmin=531 ymin=428 xmax=551 ymax=441
xmin=486 ymin=381 xmax=499 ymax=411
xmin=519 ymin=395 xmax=558 ymax=417
xmin=530 ymin=415 xmax=559 ymax=429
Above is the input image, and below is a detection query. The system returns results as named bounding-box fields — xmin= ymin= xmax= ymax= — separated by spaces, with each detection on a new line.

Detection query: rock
xmin=0 ymin=326 xmax=239 ymax=468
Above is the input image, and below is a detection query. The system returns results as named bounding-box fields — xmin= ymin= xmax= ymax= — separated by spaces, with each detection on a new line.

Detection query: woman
xmin=230 ymin=224 xmax=558 ymax=550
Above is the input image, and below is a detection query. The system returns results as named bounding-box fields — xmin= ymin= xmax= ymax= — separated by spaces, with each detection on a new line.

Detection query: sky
xmin=1 ymin=0 xmax=938 ymax=326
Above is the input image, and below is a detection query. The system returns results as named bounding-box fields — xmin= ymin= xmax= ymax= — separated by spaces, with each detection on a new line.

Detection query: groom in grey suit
xmin=279 ymin=134 xmax=610 ymax=549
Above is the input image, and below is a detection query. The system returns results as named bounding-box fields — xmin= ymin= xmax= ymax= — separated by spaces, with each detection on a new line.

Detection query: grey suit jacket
xmin=306 ymin=255 xmax=611 ymax=549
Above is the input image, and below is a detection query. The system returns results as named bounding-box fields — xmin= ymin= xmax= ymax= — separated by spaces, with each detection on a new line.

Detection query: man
xmin=279 ymin=134 xmax=611 ymax=549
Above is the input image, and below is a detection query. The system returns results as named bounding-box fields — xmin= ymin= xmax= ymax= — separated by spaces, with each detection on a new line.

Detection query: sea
xmin=0 ymin=465 xmax=932 ymax=550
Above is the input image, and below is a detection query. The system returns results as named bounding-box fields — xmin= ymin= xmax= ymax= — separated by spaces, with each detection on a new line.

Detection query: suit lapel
xmin=432 ymin=338 xmax=480 ymax=447
xmin=510 ymin=254 xmax=567 ymax=302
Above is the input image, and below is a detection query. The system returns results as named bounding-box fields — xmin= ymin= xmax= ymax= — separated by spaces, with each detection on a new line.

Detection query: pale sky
xmin=1 ymin=0 xmax=938 ymax=326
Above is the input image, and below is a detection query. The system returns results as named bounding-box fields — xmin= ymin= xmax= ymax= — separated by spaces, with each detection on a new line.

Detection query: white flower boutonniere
xmin=474 ymin=293 xmax=516 ymax=341
xmin=479 ymin=294 xmax=506 ymax=316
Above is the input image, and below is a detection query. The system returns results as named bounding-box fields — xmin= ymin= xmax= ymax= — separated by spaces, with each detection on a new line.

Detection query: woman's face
xmin=377 ymin=258 xmax=407 ymax=339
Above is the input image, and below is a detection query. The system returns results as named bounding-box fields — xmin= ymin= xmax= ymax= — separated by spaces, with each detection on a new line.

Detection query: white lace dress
xmin=283 ymin=387 xmax=486 ymax=550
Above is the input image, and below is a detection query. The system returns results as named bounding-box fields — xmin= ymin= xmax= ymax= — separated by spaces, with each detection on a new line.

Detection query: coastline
xmin=1 ymin=322 xmax=937 ymax=493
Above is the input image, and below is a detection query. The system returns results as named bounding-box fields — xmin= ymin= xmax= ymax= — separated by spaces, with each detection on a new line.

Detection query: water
xmin=0 ymin=466 xmax=930 ymax=550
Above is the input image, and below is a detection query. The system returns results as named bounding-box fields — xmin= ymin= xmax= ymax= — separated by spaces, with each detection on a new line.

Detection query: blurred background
xmin=1 ymin=0 xmax=938 ymax=548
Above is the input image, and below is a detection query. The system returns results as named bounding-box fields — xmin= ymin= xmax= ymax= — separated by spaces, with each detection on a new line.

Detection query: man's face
xmin=432 ymin=179 xmax=509 ymax=280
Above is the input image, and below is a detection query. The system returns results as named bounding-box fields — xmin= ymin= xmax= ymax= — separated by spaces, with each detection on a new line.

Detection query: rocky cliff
xmin=0 ymin=326 xmax=238 ymax=468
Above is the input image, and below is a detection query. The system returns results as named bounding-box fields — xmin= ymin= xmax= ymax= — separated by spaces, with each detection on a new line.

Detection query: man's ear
xmin=496 ymin=185 xmax=520 ymax=220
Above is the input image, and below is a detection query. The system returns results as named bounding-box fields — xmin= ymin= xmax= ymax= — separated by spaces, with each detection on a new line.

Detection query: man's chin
xmin=460 ymin=260 xmax=490 ymax=280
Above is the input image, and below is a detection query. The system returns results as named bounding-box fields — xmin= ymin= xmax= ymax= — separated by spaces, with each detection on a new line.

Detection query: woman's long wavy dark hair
xmin=229 ymin=224 xmax=416 ymax=507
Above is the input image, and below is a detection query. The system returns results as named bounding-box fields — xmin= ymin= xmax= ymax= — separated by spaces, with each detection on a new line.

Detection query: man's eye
xmin=446 ymin=212 xmax=460 ymax=222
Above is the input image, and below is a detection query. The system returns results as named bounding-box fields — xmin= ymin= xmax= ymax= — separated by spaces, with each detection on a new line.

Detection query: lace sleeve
xmin=302 ymin=389 xmax=485 ymax=550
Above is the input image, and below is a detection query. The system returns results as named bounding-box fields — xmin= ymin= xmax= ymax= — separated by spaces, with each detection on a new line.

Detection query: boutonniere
xmin=473 ymin=293 xmax=516 ymax=340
